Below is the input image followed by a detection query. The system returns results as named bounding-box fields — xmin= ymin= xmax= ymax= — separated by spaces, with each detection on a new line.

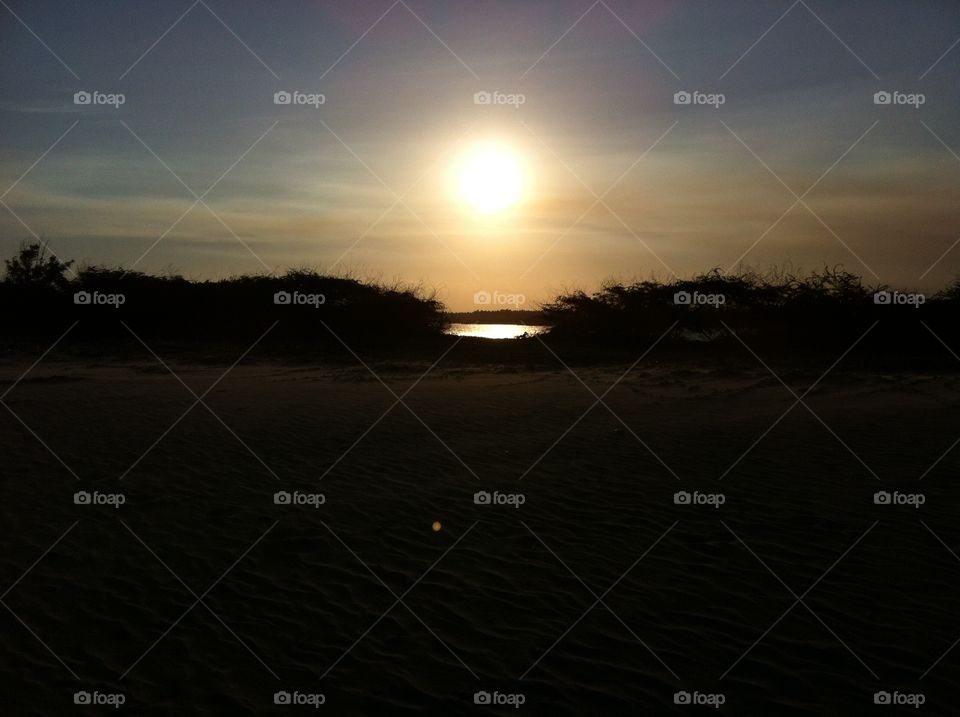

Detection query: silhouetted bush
xmin=3 ymin=242 xmax=959 ymax=362
xmin=0 ymin=244 xmax=445 ymax=348
xmin=543 ymin=266 xmax=959 ymax=357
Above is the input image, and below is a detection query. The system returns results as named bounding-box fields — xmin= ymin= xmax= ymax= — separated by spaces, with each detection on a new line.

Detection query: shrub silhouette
xmin=3 ymin=242 xmax=958 ymax=362
xmin=543 ymin=266 xmax=958 ymax=357
xmin=0 ymin=247 xmax=445 ymax=348
xmin=3 ymin=241 xmax=73 ymax=288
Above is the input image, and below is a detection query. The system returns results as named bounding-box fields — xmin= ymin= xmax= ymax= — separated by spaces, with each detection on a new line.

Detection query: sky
xmin=1 ymin=0 xmax=959 ymax=310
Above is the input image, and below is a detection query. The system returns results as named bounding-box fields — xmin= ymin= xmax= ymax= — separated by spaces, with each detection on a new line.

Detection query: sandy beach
xmin=3 ymin=353 xmax=959 ymax=714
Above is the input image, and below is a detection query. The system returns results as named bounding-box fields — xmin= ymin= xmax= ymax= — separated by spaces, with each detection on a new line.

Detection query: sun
xmin=457 ymin=143 xmax=524 ymax=215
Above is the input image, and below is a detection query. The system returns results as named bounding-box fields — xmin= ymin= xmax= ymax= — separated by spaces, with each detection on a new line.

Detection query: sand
xmin=2 ymin=355 xmax=959 ymax=714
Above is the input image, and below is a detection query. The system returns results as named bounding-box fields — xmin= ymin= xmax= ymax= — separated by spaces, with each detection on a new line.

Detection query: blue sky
xmin=1 ymin=0 xmax=959 ymax=308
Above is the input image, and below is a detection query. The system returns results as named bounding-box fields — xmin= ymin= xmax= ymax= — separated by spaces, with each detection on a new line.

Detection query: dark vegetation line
xmin=2 ymin=242 xmax=958 ymax=360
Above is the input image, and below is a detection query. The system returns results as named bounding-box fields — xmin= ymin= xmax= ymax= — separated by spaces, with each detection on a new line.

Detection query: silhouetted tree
xmin=3 ymin=241 xmax=73 ymax=288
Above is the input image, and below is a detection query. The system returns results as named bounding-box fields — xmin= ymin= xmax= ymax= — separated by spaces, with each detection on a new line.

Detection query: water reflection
xmin=445 ymin=323 xmax=550 ymax=340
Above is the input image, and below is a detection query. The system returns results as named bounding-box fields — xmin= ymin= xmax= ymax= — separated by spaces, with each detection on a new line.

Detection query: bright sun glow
xmin=458 ymin=144 xmax=524 ymax=215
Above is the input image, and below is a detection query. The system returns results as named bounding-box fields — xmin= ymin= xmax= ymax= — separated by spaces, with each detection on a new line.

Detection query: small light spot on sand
xmin=432 ymin=521 xmax=442 ymax=532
